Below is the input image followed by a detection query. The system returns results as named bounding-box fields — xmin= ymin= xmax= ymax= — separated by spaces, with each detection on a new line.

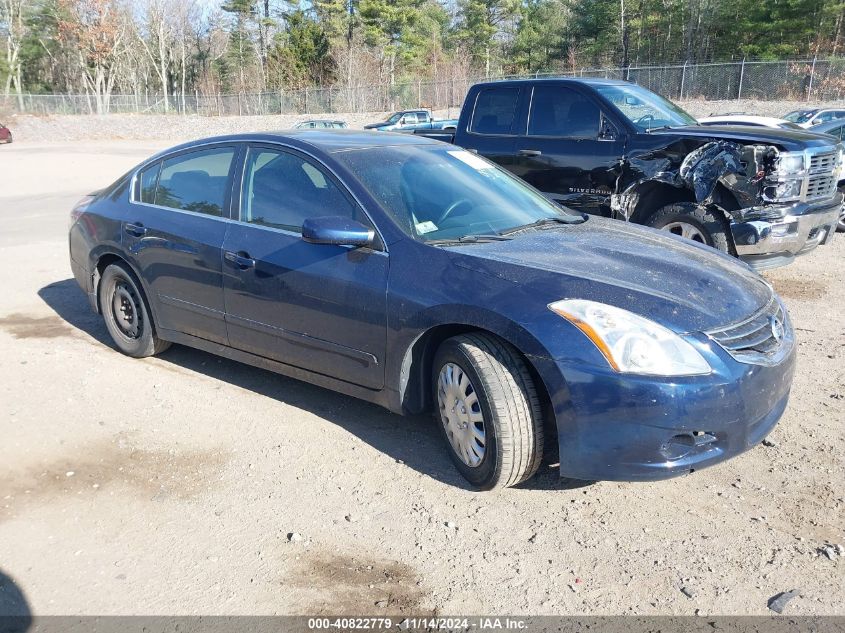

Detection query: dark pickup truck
xmin=418 ymin=78 xmax=843 ymax=270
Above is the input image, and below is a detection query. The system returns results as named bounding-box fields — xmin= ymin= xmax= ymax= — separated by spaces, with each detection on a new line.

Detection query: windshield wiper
xmin=428 ymin=234 xmax=514 ymax=246
xmin=501 ymin=215 xmax=586 ymax=235
xmin=458 ymin=234 xmax=513 ymax=242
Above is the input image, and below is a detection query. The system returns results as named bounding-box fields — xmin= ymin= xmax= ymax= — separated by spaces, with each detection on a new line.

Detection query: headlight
xmin=776 ymin=152 xmax=805 ymax=175
xmin=548 ymin=299 xmax=711 ymax=376
xmin=767 ymin=178 xmax=803 ymax=202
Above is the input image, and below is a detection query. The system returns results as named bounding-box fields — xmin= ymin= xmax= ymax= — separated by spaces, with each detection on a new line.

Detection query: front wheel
xmin=837 ymin=188 xmax=845 ymax=233
xmin=646 ymin=202 xmax=733 ymax=254
xmin=432 ymin=333 xmax=543 ymax=490
xmin=99 ymin=262 xmax=170 ymax=358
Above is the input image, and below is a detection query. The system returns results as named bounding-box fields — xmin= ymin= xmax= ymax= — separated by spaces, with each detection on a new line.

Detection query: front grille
xmin=707 ymin=299 xmax=791 ymax=365
xmin=809 ymin=151 xmax=837 ymax=174
xmin=806 ymin=174 xmax=837 ymax=200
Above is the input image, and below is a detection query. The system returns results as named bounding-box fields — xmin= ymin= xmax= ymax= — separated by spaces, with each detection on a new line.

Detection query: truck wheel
xmin=432 ymin=333 xmax=543 ymax=490
xmin=837 ymin=199 xmax=845 ymax=233
xmin=646 ymin=202 xmax=733 ymax=254
xmin=99 ymin=262 xmax=170 ymax=358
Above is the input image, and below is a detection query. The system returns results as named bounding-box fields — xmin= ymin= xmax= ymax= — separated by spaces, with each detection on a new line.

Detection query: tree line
xmin=2 ymin=0 xmax=845 ymax=113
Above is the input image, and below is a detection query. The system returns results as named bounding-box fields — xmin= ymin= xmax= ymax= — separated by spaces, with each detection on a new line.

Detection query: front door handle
xmin=125 ymin=223 xmax=147 ymax=237
xmin=519 ymin=149 xmax=542 ymax=157
xmin=224 ymin=250 xmax=256 ymax=269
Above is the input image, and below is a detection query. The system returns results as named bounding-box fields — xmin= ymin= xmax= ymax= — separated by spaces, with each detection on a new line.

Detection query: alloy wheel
xmin=662 ymin=221 xmax=707 ymax=243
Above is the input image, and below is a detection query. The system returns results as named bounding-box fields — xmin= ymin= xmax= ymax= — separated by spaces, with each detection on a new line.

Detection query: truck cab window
xmin=470 ymin=87 xmax=520 ymax=135
xmin=529 ymin=86 xmax=600 ymax=138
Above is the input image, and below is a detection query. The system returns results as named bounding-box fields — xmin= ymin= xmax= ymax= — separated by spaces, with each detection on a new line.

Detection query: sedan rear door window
xmin=154 ymin=147 xmax=236 ymax=217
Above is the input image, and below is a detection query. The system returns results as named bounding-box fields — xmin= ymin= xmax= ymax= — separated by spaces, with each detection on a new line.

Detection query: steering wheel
xmin=634 ymin=114 xmax=655 ymax=127
xmin=437 ymin=198 xmax=473 ymax=225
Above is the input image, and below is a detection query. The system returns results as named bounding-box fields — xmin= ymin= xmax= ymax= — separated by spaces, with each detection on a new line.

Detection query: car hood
xmin=364 ymin=122 xmax=392 ymax=129
xmin=446 ymin=218 xmax=773 ymax=334
xmin=656 ymin=125 xmax=836 ymax=151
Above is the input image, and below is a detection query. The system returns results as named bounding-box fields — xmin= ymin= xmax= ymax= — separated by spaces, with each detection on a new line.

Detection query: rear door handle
xmin=125 ymin=223 xmax=147 ymax=237
xmin=519 ymin=149 xmax=542 ymax=157
xmin=224 ymin=250 xmax=256 ymax=269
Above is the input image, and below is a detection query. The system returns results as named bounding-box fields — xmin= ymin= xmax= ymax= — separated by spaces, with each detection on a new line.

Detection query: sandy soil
xmin=0 ymin=138 xmax=842 ymax=617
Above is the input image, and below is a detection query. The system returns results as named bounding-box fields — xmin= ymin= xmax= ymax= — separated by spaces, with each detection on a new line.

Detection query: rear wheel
xmin=432 ymin=333 xmax=543 ymax=490
xmin=98 ymin=262 xmax=169 ymax=358
xmin=646 ymin=202 xmax=733 ymax=254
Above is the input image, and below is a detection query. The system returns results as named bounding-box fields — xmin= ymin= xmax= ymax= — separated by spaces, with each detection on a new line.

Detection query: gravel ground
xmin=0 ymin=137 xmax=842 ymax=617
xmin=2 ymin=98 xmax=840 ymax=143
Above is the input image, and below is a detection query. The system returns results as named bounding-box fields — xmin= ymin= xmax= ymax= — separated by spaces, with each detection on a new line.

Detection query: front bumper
xmin=731 ymin=192 xmax=841 ymax=270
xmin=538 ymin=333 xmax=796 ymax=482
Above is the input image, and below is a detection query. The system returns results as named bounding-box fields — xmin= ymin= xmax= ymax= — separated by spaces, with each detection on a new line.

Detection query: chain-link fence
xmin=4 ymin=58 xmax=845 ymax=117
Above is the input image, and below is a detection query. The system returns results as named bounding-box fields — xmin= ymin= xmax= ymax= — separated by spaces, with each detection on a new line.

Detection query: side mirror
xmin=399 ymin=117 xmax=407 ymax=125
xmin=302 ymin=216 xmax=375 ymax=248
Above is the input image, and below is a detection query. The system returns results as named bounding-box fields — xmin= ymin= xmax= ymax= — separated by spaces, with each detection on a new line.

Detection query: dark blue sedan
xmin=69 ymin=130 xmax=796 ymax=489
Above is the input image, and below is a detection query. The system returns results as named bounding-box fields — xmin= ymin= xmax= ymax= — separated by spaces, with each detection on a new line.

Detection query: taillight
xmin=69 ymin=195 xmax=94 ymax=230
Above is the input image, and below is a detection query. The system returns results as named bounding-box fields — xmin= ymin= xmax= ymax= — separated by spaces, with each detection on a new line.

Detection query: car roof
xmin=473 ymin=76 xmax=631 ymax=88
xmin=148 ymin=130 xmax=441 ymax=159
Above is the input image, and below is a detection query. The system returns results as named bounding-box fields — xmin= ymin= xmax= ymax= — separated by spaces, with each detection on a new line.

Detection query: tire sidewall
xmin=646 ymin=202 xmax=733 ymax=253
xmin=99 ymin=264 xmax=156 ymax=358
xmin=432 ymin=342 xmax=501 ymax=489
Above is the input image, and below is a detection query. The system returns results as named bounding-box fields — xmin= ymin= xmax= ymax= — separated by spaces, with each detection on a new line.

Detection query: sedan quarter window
xmin=138 ymin=162 xmax=161 ymax=204
xmin=241 ymin=148 xmax=359 ymax=233
xmin=154 ymin=147 xmax=235 ymax=216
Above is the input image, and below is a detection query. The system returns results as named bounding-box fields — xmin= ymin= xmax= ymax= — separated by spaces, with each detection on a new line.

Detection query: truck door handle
xmin=125 ymin=223 xmax=147 ymax=237
xmin=519 ymin=149 xmax=542 ymax=157
xmin=224 ymin=251 xmax=256 ymax=269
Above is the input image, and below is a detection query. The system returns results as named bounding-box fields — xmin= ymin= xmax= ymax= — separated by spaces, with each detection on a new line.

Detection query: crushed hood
xmin=447 ymin=218 xmax=773 ymax=334
xmin=655 ymin=125 xmax=837 ymax=152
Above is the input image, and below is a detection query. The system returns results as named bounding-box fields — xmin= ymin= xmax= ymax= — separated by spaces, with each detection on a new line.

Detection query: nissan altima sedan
xmin=69 ymin=131 xmax=796 ymax=489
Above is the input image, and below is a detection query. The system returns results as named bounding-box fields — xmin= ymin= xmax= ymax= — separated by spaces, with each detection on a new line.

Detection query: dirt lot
xmin=0 ymin=137 xmax=843 ymax=617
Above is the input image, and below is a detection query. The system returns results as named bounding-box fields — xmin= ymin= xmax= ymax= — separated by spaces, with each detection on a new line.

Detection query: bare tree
xmin=1 ymin=0 xmax=26 ymax=108
xmin=57 ymin=0 xmax=131 ymax=114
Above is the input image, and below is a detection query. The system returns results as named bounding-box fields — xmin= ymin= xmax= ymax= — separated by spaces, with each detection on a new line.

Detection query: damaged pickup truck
xmin=418 ymin=78 xmax=843 ymax=269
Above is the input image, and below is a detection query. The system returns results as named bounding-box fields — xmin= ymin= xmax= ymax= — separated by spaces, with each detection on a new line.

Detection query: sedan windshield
xmin=335 ymin=145 xmax=583 ymax=242
xmin=595 ymin=83 xmax=696 ymax=131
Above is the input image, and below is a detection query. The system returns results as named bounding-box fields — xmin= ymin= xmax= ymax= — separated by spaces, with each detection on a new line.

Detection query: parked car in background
xmin=293 ymin=119 xmax=347 ymax=129
xmin=698 ymin=115 xmax=803 ymax=130
xmin=784 ymin=108 xmax=845 ymax=128
xmin=417 ymin=78 xmax=842 ymax=270
xmin=808 ymin=118 xmax=845 ymax=232
xmin=68 ymin=130 xmax=796 ymax=489
xmin=364 ymin=109 xmax=458 ymax=132
xmin=0 ymin=123 xmax=12 ymax=144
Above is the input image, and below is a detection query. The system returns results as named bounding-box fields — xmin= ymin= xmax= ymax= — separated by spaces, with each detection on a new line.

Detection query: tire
xmin=98 ymin=262 xmax=170 ymax=358
xmin=432 ymin=333 xmax=543 ymax=490
xmin=645 ymin=202 xmax=733 ymax=254
xmin=837 ymin=196 xmax=845 ymax=233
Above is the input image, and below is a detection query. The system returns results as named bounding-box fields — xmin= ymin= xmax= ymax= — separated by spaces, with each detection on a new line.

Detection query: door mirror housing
xmin=302 ymin=216 xmax=375 ymax=248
